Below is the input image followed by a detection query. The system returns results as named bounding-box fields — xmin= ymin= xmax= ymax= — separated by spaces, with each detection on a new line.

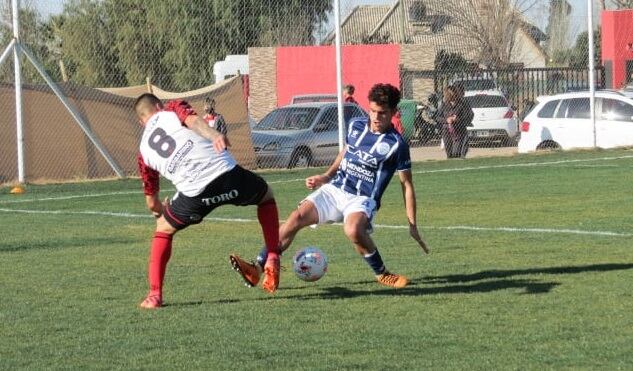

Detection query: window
xmin=538 ymin=100 xmax=559 ymax=118
xmin=316 ymin=107 xmax=338 ymax=132
xmin=465 ymin=95 xmax=508 ymax=108
xmin=601 ymin=99 xmax=633 ymax=122
xmin=255 ymin=107 xmax=320 ymax=130
xmin=566 ymin=98 xmax=590 ymax=119
xmin=555 ymin=99 xmax=570 ymax=118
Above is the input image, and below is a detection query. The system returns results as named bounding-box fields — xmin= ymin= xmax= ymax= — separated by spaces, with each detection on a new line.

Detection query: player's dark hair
xmin=344 ymin=84 xmax=355 ymax=94
xmin=134 ymin=93 xmax=163 ymax=111
xmin=368 ymin=83 xmax=400 ymax=110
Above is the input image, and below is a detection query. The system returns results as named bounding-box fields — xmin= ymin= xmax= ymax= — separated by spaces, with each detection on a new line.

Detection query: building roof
xmin=323 ymin=0 xmax=547 ymax=65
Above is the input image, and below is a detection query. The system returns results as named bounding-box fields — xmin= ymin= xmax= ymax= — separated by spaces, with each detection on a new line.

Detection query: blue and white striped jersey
xmin=330 ymin=117 xmax=411 ymax=208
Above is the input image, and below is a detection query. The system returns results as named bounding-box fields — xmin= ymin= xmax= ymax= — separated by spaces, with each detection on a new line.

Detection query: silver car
xmin=252 ymin=102 xmax=367 ymax=168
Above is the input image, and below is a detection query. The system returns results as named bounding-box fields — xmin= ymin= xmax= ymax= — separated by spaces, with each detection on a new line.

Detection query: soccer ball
xmin=292 ymin=247 xmax=328 ymax=282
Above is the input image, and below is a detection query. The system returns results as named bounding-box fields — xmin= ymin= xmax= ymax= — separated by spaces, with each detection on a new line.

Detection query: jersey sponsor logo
xmin=377 ymin=142 xmax=390 ymax=155
xmin=201 ymin=189 xmax=239 ymax=205
xmin=343 ymin=160 xmax=375 ymax=183
xmin=349 ymin=149 xmax=378 ymax=166
xmin=167 ymin=140 xmax=194 ymax=173
xmin=350 ymin=129 xmax=360 ymax=138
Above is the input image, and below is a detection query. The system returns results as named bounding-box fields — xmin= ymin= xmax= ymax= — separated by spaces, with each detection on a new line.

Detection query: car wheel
xmin=289 ymin=147 xmax=312 ymax=168
xmin=536 ymin=140 xmax=561 ymax=151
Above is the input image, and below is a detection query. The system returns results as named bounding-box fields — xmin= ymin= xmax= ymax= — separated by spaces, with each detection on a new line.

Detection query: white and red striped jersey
xmin=138 ymin=101 xmax=236 ymax=197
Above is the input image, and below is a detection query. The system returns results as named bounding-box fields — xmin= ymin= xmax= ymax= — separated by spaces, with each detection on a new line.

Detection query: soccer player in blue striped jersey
xmin=230 ymin=83 xmax=428 ymax=289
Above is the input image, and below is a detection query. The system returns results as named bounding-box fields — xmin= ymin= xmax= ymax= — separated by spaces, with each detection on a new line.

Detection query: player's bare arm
xmin=184 ymin=115 xmax=230 ymax=153
xmin=399 ymin=169 xmax=429 ymax=254
xmin=306 ymin=147 xmax=346 ymax=190
xmin=145 ymin=193 xmax=162 ymax=217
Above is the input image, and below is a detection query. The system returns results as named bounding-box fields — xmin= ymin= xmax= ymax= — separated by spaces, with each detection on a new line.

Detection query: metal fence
xmin=1 ymin=0 xmax=625 ymax=183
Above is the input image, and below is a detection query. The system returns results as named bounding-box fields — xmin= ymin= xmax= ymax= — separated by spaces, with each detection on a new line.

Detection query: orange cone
xmin=9 ymin=186 xmax=25 ymax=194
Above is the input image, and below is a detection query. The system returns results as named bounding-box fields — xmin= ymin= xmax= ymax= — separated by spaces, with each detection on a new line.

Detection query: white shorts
xmin=304 ymin=183 xmax=377 ymax=227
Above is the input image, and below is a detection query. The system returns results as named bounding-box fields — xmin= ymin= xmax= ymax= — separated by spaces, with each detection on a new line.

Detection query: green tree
xmin=54 ymin=0 xmax=122 ymax=87
xmin=0 ymin=7 xmax=61 ymax=84
xmin=50 ymin=0 xmax=332 ymax=90
xmin=569 ymin=29 xmax=601 ymax=68
xmin=434 ymin=50 xmax=470 ymax=71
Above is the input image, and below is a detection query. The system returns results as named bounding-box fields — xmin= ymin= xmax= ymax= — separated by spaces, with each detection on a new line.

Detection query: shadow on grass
xmin=199 ymin=278 xmax=559 ymax=305
xmin=423 ymin=263 xmax=633 ymax=284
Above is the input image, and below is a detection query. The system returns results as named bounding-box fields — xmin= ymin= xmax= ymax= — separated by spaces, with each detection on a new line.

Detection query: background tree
xmin=51 ymin=0 xmax=331 ymax=90
xmin=568 ymin=29 xmax=601 ymax=68
xmin=611 ymin=0 xmax=633 ymax=8
xmin=434 ymin=50 xmax=470 ymax=71
xmin=545 ymin=0 xmax=572 ymax=61
xmin=439 ymin=0 xmax=538 ymax=68
xmin=0 ymin=6 xmax=60 ymax=84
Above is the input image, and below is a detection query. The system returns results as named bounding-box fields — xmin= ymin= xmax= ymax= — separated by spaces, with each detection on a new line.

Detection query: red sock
xmin=257 ymin=199 xmax=280 ymax=255
xmin=148 ymin=231 xmax=173 ymax=297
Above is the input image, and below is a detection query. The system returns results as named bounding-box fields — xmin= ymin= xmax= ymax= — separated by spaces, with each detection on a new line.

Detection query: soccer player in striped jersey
xmin=230 ymin=84 xmax=428 ymax=289
xmin=134 ymin=94 xmax=281 ymax=309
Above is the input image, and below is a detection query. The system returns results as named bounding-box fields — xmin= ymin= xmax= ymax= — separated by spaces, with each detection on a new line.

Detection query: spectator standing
xmin=203 ymin=97 xmax=228 ymax=136
xmin=438 ymin=85 xmax=473 ymax=159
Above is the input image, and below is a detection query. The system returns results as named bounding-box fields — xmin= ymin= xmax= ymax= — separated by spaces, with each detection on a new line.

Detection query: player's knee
xmin=343 ymin=224 xmax=363 ymax=243
xmin=155 ymin=216 xmax=177 ymax=235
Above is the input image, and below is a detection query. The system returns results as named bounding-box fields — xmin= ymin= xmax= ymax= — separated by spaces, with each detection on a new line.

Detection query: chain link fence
xmin=1 ymin=0 xmax=631 ymax=183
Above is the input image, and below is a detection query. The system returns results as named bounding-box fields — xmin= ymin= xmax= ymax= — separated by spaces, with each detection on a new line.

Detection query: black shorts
xmin=163 ymin=165 xmax=268 ymax=230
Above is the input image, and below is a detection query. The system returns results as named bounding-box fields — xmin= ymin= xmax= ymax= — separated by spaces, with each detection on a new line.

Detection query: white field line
xmin=1 ymin=154 xmax=632 ymax=205
xmin=412 ymin=154 xmax=633 ymax=175
xmin=0 ymin=207 xmax=630 ymax=237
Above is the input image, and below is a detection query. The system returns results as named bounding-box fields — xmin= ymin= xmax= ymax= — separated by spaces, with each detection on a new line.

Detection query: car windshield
xmin=254 ymin=107 xmax=320 ymax=130
xmin=465 ymin=95 xmax=508 ymax=108
xmin=457 ymin=79 xmax=496 ymax=91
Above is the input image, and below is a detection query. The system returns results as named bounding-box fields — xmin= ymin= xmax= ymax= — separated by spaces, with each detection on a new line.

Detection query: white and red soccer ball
xmin=292 ymin=247 xmax=328 ymax=282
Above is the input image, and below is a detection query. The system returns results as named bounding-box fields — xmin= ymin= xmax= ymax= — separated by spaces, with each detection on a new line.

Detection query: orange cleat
xmin=376 ymin=272 xmax=409 ymax=288
xmin=139 ymin=294 xmax=162 ymax=309
xmin=262 ymin=253 xmax=280 ymax=294
xmin=229 ymin=254 xmax=261 ymax=287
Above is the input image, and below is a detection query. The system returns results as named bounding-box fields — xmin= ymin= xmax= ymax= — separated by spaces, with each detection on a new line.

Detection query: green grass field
xmin=1 ymin=148 xmax=632 ymax=370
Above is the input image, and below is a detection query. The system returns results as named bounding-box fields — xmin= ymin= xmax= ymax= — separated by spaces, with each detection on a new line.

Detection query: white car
xmin=518 ymin=91 xmax=633 ymax=153
xmin=464 ymin=90 xmax=518 ymax=145
xmin=621 ymin=82 xmax=633 ymax=99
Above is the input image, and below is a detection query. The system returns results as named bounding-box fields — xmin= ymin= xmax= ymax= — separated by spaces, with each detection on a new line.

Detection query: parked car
xmin=252 ymin=102 xmax=367 ymax=168
xmin=291 ymin=94 xmax=338 ymax=104
xmin=518 ymin=90 xmax=633 ymax=153
xmin=449 ymin=74 xmax=498 ymax=92
xmin=621 ymin=82 xmax=633 ymax=99
xmin=464 ymin=90 xmax=518 ymax=145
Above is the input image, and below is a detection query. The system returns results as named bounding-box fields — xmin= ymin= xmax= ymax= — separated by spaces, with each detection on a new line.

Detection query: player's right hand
xmin=305 ymin=175 xmax=328 ymax=190
xmin=213 ymin=134 xmax=230 ymax=153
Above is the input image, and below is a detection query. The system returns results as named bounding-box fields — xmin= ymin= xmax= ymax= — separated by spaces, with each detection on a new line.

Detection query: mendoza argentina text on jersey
xmin=330 ymin=117 xmax=411 ymax=208
xmin=139 ymin=109 xmax=236 ymax=197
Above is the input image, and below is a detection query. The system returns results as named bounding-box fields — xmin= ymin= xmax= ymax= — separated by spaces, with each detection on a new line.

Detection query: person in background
xmin=392 ymin=109 xmax=404 ymax=135
xmin=343 ymin=84 xmax=357 ymax=104
xmin=438 ymin=85 xmax=473 ymax=159
xmin=203 ymin=97 xmax=228 ymax=136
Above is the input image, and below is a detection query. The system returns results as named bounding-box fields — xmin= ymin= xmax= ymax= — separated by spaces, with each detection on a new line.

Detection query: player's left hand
xmin=213 ymin=135 xmax=230 ymax=153
xmin=409 ymin=224 xmax=429 ymax=254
